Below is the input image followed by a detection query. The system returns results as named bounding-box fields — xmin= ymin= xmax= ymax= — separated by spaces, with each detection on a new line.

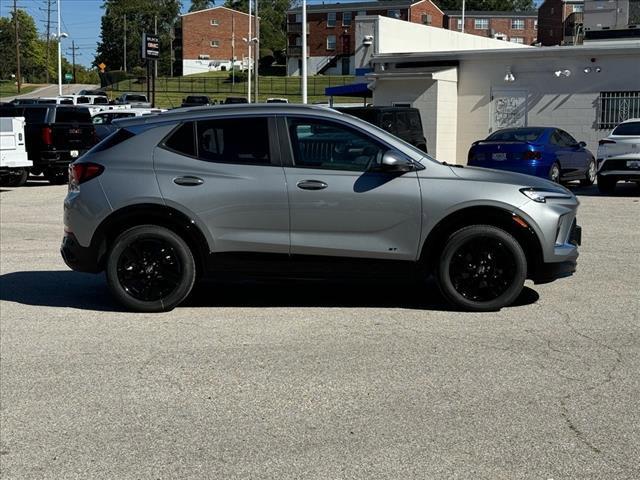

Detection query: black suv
xmin=181 ymin=96 xmax=211 ymax=108
xmin=0 ymin=104 xmax=96 ymax=184
xmin=336 ymin=106 xmax=427 ymax=153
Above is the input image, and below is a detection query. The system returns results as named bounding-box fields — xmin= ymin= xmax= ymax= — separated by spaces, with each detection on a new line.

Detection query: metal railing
xmin=105 ymin=75 xmax=355 ymax=98
xmin=598 ymin=91 xmax=640 ymax=129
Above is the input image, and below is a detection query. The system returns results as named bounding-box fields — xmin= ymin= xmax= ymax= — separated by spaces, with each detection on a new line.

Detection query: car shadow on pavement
xmin=569 ymin=183 xmax=640 ymax=197
xmin=0 ymin=271 xmax=539 ymax=312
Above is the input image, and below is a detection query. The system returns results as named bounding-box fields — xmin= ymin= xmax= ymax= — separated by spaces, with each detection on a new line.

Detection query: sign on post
xmin=142 ymin=33 xmax=160 ymax=60
xmin=64 ymin=73 xmax=73 ymax=83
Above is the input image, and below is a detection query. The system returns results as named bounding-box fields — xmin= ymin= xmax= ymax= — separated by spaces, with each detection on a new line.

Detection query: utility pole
xmin=154 ymin=15 xmax=158 ymax=79
xmin=247 ymin=0 xmax=252 ymax=103
xmin=13 ymin=0 xmax=22 ymax=94
xmin=44 ymin=0 xmax=52 ymax=83
xmin=123 ymin=14 xmax=127 ymax=72
xmin=57 ymin=0 xmax=63 ymax=95
xmin=67 ymin=40 xmax=80 ymax=83
xmin=254 ymin=0 xmax=258 ymax=102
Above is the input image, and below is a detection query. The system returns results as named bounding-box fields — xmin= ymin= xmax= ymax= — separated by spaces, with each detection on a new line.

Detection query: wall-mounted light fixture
xmin=504 ymin=67 xmax=515 ymax=83
xmin=554 ymin=69 xmax=571 ymax=78
xmin=584 ymin=66 xmax=603 ymax=74
xmin=363 ymin=35 xmax=374 ymax=46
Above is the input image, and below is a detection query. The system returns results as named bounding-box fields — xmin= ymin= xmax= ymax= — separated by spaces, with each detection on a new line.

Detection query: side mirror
xmin=578 ymin=141 xmax=587 ymax=148
xmin=378 ymin=151 xmax=415 ymax=173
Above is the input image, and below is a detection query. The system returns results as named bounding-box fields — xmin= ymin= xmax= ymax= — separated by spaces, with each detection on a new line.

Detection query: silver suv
xmin=61 ymin=105 xmax=581 ymax=312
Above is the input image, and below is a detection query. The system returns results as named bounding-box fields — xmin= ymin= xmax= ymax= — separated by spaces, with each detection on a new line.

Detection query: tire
xmin=597 ymin=175 xmax=616 ymax=193
xmin=46 ymin=170 xmax=67 ymax=185
xmin=0 ymin=168 xmax=28 ymax=187
xmin=106 ymin=225 xmax=196 ymax=312
xmin=548 ymin=162 xmax=561 ymax=183
xmin=580 ymin=159 xmax=596 ymax=187
xmin=436 ymin=225 xmax=527 ymax=312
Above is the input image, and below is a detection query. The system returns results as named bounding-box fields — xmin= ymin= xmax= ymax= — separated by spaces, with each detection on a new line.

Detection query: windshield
xmin=126 ymin=95 xmax=147 ymax=102
xmin=487 ymin=128 xmax=545 ymax=142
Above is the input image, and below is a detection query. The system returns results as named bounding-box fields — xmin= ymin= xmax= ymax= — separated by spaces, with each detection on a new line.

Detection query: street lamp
xmin=56 ymin=0 xmax=68 ymax=95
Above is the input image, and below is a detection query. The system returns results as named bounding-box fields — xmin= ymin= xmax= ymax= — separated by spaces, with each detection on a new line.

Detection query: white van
xmin=0 ymin=117 xmax=32 ymax=187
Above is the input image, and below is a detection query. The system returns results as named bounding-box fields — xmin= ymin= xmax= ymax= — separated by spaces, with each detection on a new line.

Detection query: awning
xmin=324 ymin=82 xmax=372 ymax=98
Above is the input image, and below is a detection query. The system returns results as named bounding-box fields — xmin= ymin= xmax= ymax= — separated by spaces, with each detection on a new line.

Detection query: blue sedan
xmin=467 ymin=127 xmax=597 ymax=185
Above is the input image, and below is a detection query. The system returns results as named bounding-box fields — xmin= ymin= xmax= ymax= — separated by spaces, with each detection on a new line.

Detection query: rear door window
xmin=196 ymin=117 xmax=271 ymax=165
xmin=17 ymin=108 xmax=48 ymax=123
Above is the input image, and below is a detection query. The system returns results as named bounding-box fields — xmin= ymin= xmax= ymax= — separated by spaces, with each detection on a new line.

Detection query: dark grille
xmin=601 ymin=159 xmax=640 ymax=171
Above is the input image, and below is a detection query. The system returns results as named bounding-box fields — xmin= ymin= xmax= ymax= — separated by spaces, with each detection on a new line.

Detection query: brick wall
xmin=537 ymin=0 xmax=580 ymax=46
xmin=445 ymin=15 xmax=537 ymax=44
xmin=182 ymin=7 xmax=256 ymax=61
xmin=409 ymin=1 xmax=444 ymax=28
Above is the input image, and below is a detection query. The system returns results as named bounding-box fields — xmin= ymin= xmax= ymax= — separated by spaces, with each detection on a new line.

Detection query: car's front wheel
xmin=106 ymin=225 xmax=196 ymax=312
xmin=436 ymin=225 xmax=527 ymax=312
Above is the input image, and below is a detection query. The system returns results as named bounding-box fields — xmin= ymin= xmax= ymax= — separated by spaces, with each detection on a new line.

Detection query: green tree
xmin=224 ymin=0 xmax=291 ymax=61
xmin=0 ymin=9 xmax=48 ymax=82
xmin=95 ymin=0 xmax=181 ymax=76
xmin=189 ymin=0 xmax=215 ymax=12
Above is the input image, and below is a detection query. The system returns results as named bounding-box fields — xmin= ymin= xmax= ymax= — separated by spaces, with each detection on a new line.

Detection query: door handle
xmin=173 ymin=176 xmax=204 ymax=186
xmin=297 ymin=180 xmax=328 ymax=190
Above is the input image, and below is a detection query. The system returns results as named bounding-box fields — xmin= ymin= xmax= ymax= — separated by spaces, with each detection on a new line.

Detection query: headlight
xmin=520 ymin=188 xmax=573 ymax=203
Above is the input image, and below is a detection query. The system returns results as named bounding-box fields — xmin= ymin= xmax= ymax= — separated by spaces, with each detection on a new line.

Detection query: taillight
xmin=69 ymin=162 xmax=104 ymax=191
xmin=523 ymin=151 xmax=542 ymax=160
xmin=42 ymin=127 xmax=53 ymax=146
xmin=598 ymin=139 xmax=616 ymax=146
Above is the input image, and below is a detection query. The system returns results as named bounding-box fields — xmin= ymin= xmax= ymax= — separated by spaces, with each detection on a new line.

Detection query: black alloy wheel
xmin=106 ymin=225 xmax=196 ymax=312
xmin=437 ymin=225 xmax=527 ymax=311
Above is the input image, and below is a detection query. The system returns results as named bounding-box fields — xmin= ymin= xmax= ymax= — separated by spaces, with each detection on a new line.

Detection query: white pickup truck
xmin=0 ymin=117 xmax=32 ymax=187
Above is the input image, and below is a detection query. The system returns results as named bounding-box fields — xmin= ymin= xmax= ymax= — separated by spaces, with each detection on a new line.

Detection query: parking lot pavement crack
xmin=552 ymin=310 xmax=633 ymax=472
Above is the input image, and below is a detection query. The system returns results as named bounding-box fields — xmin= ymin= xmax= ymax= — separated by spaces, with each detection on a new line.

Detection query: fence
xmin=598 ymin=91 xmax=640 ymax=130
xmin=105 ymin=75 xmax=356 ymax=98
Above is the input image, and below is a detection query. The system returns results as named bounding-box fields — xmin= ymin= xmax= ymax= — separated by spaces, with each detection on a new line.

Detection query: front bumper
xmin=532 ymin=259 xmax=577 ymax=284
xmin=60 ymin=232 xmax=101 ymax=273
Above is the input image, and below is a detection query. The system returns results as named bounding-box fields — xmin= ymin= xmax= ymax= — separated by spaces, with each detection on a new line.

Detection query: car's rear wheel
xmin=549 ymin=162 xmax=561 ymax=183
xmin=0 ymin=168 xmax=28 ymax=187
xmin=45 ymin=169 xmax=67 ymax=185
xmin=597 ymin=175 xmax=617 ymax=193
xmin=580 ymin=160 xmax=596 ymax=186
xmin=436 ymin=225 xmax=527 ymax=312
xmin=106 ymin=225 xmax=196 ymax=312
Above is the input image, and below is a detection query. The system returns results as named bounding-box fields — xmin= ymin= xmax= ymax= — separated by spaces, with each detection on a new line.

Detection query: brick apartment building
xmin=286 ymin=0 xmax=444 ymax=76
xmin=180 ymin=6 xmax=258 ymax=76
xmin=537 ymin=0 xmax=584 ymax=45
xmin=443 ymin=11 xmax=538 ymax=44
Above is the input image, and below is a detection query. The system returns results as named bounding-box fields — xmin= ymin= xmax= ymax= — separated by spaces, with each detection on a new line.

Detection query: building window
xmin=474 ymin=18 xmax=489 ymax=29
xmin=456 ymin=18 xmax=462 ymax=30
xmin=198 ymin=54 xmax=210 ymax=60
xmin=550 ymin=7 xmax=554 ymax=14
xmin=210 ymin=19 xmax=219 ymax=26
xmin=327 ymin=34 xmax=336 ymax=50
xmin=534 ymin=20 xmax=538 ymax=29
xmin=422 ymin=14 xmax=432 ymax=25
xmin=387 ymin=9 xmax=401 ymax=19
xmin=598 ymin=91 xmax=640 ymax=129
xmin=510 ymin=37 xmax=524 ymax=43
xmin=357 ymin=10 xmax=366 ymax=17
xmin=511 ymin=19 xmax=525 ymax=30
xmin=343 ymin=12 xmax=352 ymax=26
xmin=210 ymin=40 xmax=219 ymax=48
xmin=295 ymin=13 xmax=302 ymax=23
xmin=295 ymin=36 xmax=302 ymax=46
xmin=327 ymin=12 xmax=336 ymax=27
xmin=573 ymin=5 xmax=584 ymax=12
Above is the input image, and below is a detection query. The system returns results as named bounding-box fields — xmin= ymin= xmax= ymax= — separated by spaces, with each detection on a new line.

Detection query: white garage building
xmin=356 ymin=16 xmax=640 ymax=164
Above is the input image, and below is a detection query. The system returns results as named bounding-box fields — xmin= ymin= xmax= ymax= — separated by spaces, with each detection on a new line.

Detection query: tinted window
xmin=54 ymin=108 xmax=92 ymax=123
xmin=559 ymin=130 xmax=578 ymax=146
xmin=488 ymin=128 xmax=545 ymax=142
xmin=164 ymin=122 xmax=196 ymax=157
xmin=76 ymin=96 xmax=90 ymax=104
xmin=126 ymin=95 xmax=147 ymax=102
xmin=407 ymin=111 xmax=421 ymax=129
xmin=90 ymin=128 xmax=135 ymax=153
xmin=612 ymin=121 xmax=640 ymax=136
xmin=196 ymin=117 xmax=270 ymax=164
xmin=339 ymin=108 xmax=378 ymax=125
xmin=93 ymin=97 xmax=109 ymax=105
xmin=287 ymin=117 xmax=385 ymax=172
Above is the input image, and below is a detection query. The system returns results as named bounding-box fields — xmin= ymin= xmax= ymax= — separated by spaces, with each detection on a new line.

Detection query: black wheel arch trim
xmin=420 ymin=205 xmax=544 ymax=279
xmin=90 ymin=203 xmax=211 ymax=273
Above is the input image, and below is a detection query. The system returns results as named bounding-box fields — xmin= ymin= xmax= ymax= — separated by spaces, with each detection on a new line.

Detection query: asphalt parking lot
xmin=1 ymin=180 xmax=639 ymax=479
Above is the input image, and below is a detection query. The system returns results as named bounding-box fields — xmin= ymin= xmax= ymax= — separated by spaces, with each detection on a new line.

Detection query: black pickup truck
xmin=0 ymin=104 xmax=96 ymax=184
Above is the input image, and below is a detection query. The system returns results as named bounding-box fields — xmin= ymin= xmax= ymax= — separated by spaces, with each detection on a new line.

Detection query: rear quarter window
xmin=612 ymin=121 xmax=640 ymax=136
xmin=54 ymin=108 xmax=92 ymax=123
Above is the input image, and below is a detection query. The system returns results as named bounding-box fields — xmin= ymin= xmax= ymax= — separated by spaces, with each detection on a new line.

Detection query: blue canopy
xmin=325 ymin=82 xmax=372 ymax=98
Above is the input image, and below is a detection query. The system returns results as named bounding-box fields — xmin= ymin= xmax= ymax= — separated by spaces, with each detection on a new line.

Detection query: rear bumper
xmin=34 ymin=150 xmax=88 ymax=170
xmin=60 ymin=232 xmax=101 ymax=273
